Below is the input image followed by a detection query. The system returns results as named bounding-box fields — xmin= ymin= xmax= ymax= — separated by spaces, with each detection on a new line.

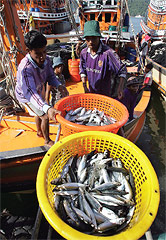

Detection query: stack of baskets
xmin=55 ymin=93 xmax=129 ymax=137
xmin=37 ymin=131 xmax=160 ymax=240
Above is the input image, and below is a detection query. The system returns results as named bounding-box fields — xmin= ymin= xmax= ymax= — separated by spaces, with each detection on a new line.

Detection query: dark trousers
xmin=137 ymin=56 xmax=146 ymax=72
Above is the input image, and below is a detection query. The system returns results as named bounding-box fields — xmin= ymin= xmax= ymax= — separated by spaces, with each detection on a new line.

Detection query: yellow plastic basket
xmin=36 ymin=131 xmax=160 ymax=240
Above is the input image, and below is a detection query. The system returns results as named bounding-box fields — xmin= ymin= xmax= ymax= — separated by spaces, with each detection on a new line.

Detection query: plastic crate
xmin=55 ymin=93 xmax=129 ymax=137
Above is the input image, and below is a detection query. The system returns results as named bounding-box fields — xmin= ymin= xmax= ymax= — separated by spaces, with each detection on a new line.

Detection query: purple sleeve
xmin=19 ymin=67 xmax=46 ymax=111
xmin=107 ymin=49 xmax=127 ymax=79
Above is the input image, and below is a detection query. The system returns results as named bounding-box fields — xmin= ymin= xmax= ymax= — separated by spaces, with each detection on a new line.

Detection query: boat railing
xmin=82 ymin=0 xmax=117 ymax=8
xmin=37 ymin=5 xmax=66 ymax=11
xmin=17 ymin=10 xmax=68 ymax=20
xmin=83 ymin=5 xmax=117 ymax=11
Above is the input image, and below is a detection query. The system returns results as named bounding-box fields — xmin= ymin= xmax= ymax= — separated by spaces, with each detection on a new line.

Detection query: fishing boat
xmin=140 ymin=0 xmax=166 ymax=40
xmin=140 ymin=0 xmax=166 ymax=99
xmin=146 ymin=56 xmax=166 ymax=99
xmin=0 ymin=0 xmax=151 ymax=192
xmin=15 ymin=0 xmax=72 ymax=34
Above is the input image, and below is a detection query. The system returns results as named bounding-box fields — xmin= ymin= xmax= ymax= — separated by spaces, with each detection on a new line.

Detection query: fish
xmin=55 ymin=182 xmax=86 ymax=190
xmin=64 ymin=107 xmax=117 ymax=126
xmin=84 ymin=190 xmax=103 ymax=212
xmin=63 ymin=199 xmax=80 ymax=225
xmin=91 ymin=182 xmax=121 ymax=191
xmin=72 ymin=206 xmax=92 ymax=225
xmin=52 ymin=150 xmax=135 ymax=236
xmin=96 ymin=220 xmax=117 ymax=233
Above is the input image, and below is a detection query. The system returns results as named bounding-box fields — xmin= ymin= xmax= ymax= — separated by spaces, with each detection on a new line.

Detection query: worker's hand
xmin=47 ymin=107 xmax=61 ymax=121
xmin=117 ymin=77 xmax=125 ymax=100
xmin=83 ymin=83 xmax=89 ymax=93
xmin=58 ymin=85 xmax=69 ymax=98
xmin=117 ymin=89 xmax=123 ymax=100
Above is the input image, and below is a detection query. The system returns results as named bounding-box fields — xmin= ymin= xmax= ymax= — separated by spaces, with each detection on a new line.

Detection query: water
xmin=137 ymin=87 xmax=166 ymax=239
xmin=1 ymin=18 xmax=166 ymax=239
xmin=129 ymin=16 xmax=143 ymax=35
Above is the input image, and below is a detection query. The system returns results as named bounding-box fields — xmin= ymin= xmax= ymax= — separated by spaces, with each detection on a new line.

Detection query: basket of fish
xmin=37 ymin=131 xmax=160 ymax=240
xmin=55 ymin=93 xmax=129 ymax=137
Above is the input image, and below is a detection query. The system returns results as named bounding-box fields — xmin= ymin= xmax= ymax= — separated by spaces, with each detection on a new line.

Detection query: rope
xmin=64 ymin=0 xmax=79 ymax=34
xmin=97 ymin=5 xmax=104 ymax=20
xmin=115 ymin=0 xmax=124 ymax=48
xmin=0 ymin=3 xmax=4 ymax=13
xmin=0 ymin=32 xmax=23 ymax=110
xmin=76 ymin=0 xmax=88 ymax=22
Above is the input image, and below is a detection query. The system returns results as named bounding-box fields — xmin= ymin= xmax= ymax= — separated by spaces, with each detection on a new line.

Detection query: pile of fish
xmin=64 ymin=107 xmax=117 ymax=126
xmin=51 ymin=150 xmax=136 ymax=236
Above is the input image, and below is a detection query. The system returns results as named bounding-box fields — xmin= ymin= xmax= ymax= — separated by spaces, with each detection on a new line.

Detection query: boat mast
xmin=115 ymin=0 xmax=125 ymax=48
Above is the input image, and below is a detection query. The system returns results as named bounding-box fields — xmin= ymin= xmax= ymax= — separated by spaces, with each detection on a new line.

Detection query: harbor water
xmin=1 ymin=17 xmax=166 ymax=239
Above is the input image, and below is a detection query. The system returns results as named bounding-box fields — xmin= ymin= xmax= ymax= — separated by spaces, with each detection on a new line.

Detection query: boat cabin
xmin=16 ymin=0 xmax=71 ymax=34
xmin=79 ymin=0 xmax=129 ymax=33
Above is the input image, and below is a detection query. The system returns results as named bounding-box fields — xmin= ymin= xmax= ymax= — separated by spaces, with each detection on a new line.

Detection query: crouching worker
xmin=117 ymin=76 xmax=142 ymax=121
xmin=15 ymin=30 xmax=68 ymax=147
xmin=45 ymin=56 xmax=68 ymax=106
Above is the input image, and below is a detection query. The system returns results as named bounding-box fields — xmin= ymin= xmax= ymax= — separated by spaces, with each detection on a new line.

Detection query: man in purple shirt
xmin=79 ymin=20 xmax=127 ymax=98
xmin=15 ymin=30 xmax=68 ymax=147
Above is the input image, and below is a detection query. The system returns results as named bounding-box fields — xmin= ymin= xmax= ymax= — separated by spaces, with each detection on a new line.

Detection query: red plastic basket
xmin=55 ymin=93 xmax=129 ymax=137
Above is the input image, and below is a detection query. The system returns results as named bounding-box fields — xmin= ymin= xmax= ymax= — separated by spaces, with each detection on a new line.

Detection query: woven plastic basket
xmin=55 ymin=93 xmax=129 ymax=137
xmin=37 ymin=131 xmax=160 ymax=240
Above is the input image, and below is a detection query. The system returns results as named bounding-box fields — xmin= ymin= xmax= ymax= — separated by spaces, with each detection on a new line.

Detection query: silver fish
xmin=55 ymin=190 xmax=78 ymax=195
xmin=78 ymin=167 xmax=87 ymax=183
xmin=93 ymin=210 xmax=110 ymax=224
xmin=52 ymin=151 xmax=135 ymax=236
xmin=72 ymin=206 xmax=92 ymax=224
xmin=55 ymin=182 xmax=86 ymax=190
xmin=79 ymin=107 xmax=86 ymax=116
xmin=70 ymin=107 xmax=83 ymax=116
xmin=84 ymin=190 xmax=103 ymax=212
xmin=80 ymin=188 xmax=97 ymax=229
xmin=97 ymin=220 xmax=117 ymax=232
xmin=63 ymin=199 xmax=80 ymax=225
xmin=91 ymin=182 xmax=121 ymax=191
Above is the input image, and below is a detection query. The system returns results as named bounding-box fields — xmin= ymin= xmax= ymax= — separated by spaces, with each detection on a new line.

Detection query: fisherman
xmin=142 ymin=63 xmax=153 ymax=90
xmin=137 ymin=33 xmax=151 ymax=74
xmin=117 ymin=76 xmax=142 ymax=121
xmin=45 ymin=56 xmax=67 ymax=106
xmin=79 ymin=20 xmax=127 ymax=99
xmin=15 ymin=30 xmax=68 ymax=147
xmin=136 ymin=30 xmax=143 ymax=48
